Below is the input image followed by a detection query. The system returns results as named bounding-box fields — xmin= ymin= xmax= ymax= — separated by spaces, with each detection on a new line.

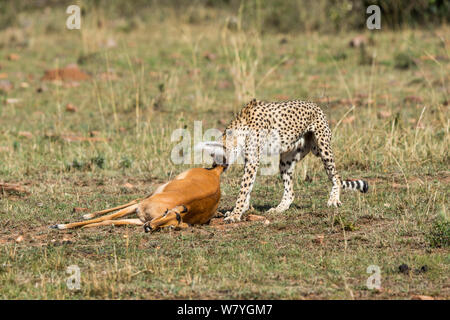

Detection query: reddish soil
xmin=42 ymin=64 xmax=91 ymax=81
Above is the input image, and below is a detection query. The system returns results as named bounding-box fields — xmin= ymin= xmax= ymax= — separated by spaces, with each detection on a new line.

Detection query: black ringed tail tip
xmin=342 ymin=179 xmax=369 ymax=193
xmin=362 ymin=180 xmax=369 ymax=193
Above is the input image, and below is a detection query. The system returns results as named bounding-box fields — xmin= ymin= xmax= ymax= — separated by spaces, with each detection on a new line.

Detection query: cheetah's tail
xmin=341 ymin=179 xmax=369 ymax=193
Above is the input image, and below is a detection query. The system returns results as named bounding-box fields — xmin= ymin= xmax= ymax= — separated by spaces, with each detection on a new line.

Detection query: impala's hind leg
xmin=51 ymin=204 xmax=139 ymax=230
xmin=82 ymin=198 xmax=144 ymax=220
xmin=82 ymin=218 xmax=144 ymax=229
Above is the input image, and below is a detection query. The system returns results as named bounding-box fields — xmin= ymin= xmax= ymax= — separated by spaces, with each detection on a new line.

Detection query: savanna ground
xmin=0 ymin=4 xmax=449 ymax=299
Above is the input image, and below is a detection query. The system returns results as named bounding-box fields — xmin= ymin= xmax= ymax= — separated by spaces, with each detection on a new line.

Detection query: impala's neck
xmin=210 ymin=163 xmax=227 ymax=175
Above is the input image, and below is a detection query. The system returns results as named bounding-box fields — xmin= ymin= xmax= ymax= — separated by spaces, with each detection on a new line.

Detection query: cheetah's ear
xmin=194 ymin=141 xmax=227 ymax=165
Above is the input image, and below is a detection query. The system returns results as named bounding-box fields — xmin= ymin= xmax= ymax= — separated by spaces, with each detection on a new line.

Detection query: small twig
xmin=414 ymin=105 xmax=427 ymax=148
xmin=131 ymin=269 xmax=154 ymax=278
xmin=333 ymin=104 xmax=356 ymax=134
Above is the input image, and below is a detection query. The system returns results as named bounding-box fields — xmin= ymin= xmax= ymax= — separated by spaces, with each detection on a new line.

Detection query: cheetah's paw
xmin=267 ymin=205 xmax=289 ymax=214
xmin=224 ymin=213 xmax=241 ymax=223
xmin=224 ymin=210 xmax=233 ymax=217
xmin=267 ymin=207 xmax=278 ymax=214
xmin=327 ymin=198 xmax=342 ymax=207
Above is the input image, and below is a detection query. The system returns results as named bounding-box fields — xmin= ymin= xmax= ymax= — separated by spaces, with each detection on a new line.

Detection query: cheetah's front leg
xmin=224 ymin=161 xmax=259 ymax=223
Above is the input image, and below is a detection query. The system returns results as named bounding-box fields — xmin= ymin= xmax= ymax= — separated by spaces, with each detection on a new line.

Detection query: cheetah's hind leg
xmin=309 ymin=123 xmax=342 ymax=208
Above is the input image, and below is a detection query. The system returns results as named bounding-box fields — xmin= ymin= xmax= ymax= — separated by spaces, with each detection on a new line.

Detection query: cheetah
xmin=202 ymin=98 xmax=369 ymax=222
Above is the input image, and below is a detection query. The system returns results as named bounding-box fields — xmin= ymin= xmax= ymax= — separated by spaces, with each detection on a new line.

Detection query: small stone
xmin=7 ymin=53 xmax=20 ymax=61
xmin=0 ymin=79 xmax=13 ymax=92
xmin=123 ymin=183 xmax=134 ymax=189
xmin=62 ymin=237 xmax=72 ymax=244
xmin=377 ymin=111 xmax=391 ymax=119
xmin=313 ymin=234 xmax=325 ymax=245
xmin=105 ymin=37 xmax=117 ymax=48
xmin=342 ymin=116 xmax=356 ymax=124
xmin=217 ymin=80 xmax=231 ymax=90
xmin=247 ymin=214 xmax=266 ymax=221
xmin=15 ymin=235 xmax=24 ymax=243
xmin=203 ymin=52 xmax=217 ymax=61
xmin=18 ymin=131 xmax=33 ymax=139
xmin=6 ymin=98 xmax=20 ymax=104
xmin=404 ymin=96 xmax=423 ymax=104
xmin=65 ymin=103 xmax=78 ymax=112
xmin=349 ymin=35 xmax=367 ymax=48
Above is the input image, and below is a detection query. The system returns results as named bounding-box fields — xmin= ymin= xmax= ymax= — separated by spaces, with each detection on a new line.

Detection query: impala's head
xmin=194 ymin=129 xmax=247 ymax=168
xmin=194 ymin=141 xmax=229 ymax=169
xmin=143 ymin=205 xmax=188 ymax=233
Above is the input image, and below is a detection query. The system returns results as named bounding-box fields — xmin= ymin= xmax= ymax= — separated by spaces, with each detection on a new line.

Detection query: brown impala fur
xmin=51 ymin=164 xmax=226 ymax=232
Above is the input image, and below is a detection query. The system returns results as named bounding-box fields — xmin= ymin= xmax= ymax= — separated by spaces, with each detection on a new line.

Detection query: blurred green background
xmin=1 ymin=0 xmax=449 ymax=32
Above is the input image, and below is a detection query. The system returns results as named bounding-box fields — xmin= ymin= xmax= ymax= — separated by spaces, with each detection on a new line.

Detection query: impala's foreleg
xmin=143 ymin=205 xmax=189 ymax=233
xmin=51 ymin=204 xmax=139 ymax=230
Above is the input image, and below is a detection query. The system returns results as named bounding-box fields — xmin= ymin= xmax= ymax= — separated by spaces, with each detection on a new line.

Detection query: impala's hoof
xmin=49 ymin=224 xmax=66 ymax=230
xmin=143 ymin=223 xmax=152 ymax=233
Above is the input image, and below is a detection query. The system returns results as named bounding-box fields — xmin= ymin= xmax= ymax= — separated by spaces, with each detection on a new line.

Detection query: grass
xmin=0 ymin=6 xmax=449 ymax=299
